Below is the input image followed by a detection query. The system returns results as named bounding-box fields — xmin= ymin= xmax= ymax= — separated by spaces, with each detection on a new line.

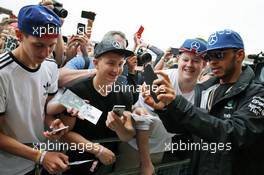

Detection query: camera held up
xmin=247 ymin=51 xmax=264 ymax=84
xmin=52 ymin=0 xmax=68 ymax=18
xmin=136 ymin=47 xmax=152 ymax=66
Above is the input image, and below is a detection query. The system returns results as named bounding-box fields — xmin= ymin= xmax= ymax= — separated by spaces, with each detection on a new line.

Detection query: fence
xmin=107 ymin=159 xmax=191 ymax=175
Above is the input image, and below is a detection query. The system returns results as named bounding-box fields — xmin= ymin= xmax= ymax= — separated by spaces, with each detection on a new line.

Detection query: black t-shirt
xmin=65 ymin=76 xmax=133 ymax=162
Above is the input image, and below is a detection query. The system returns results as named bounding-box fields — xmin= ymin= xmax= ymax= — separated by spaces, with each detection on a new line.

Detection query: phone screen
xmin=171 ymin=47 xmax=179 ymax=56
xmin=50 ymin=126 xmax=69 ymax=134
xmin=112 ymin=105 xmax=126 ymax=117
xmin=142 ymin=64 xmax=159 ymax=103
xmin=77 ymin=23 xmax=86 ymax=35
xmin=62 ymin=36 xmax=68 ymax=44
xmin=136 ymin=25 xmax=144 ymax=39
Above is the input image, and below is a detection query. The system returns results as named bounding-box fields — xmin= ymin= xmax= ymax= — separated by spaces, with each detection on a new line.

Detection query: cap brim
xmin=179 ymin=48 xmax=206 ymax=57
xmin=206 ymin=45 xmax=243 ymax=51
xmin=96 ymin=49 xmax=134 ymax=58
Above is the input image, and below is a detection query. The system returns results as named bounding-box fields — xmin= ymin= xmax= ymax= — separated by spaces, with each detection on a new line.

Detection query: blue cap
xmin=94 ymin=38 xmax=134 ymax=58
xmin=207 ymin=29 xmax=244 ymax=51
xmin=179 ymin=38 xmax=207 ymax=56
xmin=18 ymin=5 xmax=61 ymax=38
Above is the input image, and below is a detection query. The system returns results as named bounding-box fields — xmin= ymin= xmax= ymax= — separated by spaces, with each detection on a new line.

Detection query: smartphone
xmin=77 ymin=23 xmax=86 ymax=35
xmin=143 ymin=64 xmax=159 ymax=103
xmin=171 ymin=47 xmax=179 ymax=57
xmin=62 ymin=36 xmax=68 ymax=44
xmin=50 ymin=126 xmax=69 ymax=134
xmin=112 ymin=105 xmax=126 ymax=117
xmin=136 ymin=25 xmax=144 ymax=39
xmin=81 ymin=11 xmax=96 ymax=20
xmin=69 ymin=159 xmax=93 ymax=166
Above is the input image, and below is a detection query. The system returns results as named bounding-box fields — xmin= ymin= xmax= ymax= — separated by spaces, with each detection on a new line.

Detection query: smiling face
xmin=177 ymin=52 xmax=205 ymax=83
xmin=93 ymin=52 xmax=125 ymax=85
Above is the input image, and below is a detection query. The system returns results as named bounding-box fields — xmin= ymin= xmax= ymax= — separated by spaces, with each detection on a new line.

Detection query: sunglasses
xmin=204 ymin=49 xmax=239 ymax=61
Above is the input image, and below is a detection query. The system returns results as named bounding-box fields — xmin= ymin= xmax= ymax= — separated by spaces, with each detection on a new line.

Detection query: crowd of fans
xmin=0 ymin=1 xmax=264 ymax=175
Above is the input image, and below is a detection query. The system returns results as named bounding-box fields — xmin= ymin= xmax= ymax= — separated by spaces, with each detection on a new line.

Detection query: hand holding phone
xmin=81 ymin=11 xmax=96 ymax=39
xmin=143 ymin=64 xmax=159 ymax=103
xmin=77 ymin=23 xmax=86 ymax=35
xmin=136 ymin=25 xmax=144 ymax=39
xmin=112 ymin=105 xmax=126 ymax=117
xmin=81 ymin=11 xmax=96 ymax=20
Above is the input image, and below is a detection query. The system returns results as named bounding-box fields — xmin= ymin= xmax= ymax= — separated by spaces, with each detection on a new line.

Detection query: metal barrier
xmin=107 ymin=159 xmax=191 ymax=175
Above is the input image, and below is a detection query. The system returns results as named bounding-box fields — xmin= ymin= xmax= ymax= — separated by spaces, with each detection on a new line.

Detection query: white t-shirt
xmin=0 ymin=52 xmax=58 ymax=175
xmin=129 ymin=69 xmax=195 ymax=153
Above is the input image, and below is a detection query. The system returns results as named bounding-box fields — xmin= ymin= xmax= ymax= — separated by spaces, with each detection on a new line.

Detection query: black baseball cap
xmin=94 ymin=38 xmax=134 ymax=58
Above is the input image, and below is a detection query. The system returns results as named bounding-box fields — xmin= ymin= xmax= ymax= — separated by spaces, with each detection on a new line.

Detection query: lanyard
xmin=207 ymin=87 xmax=217 ymax=112
xmin=206 ymin=85 xmax=233 ymax=112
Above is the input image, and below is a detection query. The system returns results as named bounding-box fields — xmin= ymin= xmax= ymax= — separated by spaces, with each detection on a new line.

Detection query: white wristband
xmin=39 ymin=151 xmax=47 ymax=165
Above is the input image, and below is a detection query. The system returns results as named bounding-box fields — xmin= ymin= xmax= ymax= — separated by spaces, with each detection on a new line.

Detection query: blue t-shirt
xmin=65 ymin=55 xmax=95 ymax=70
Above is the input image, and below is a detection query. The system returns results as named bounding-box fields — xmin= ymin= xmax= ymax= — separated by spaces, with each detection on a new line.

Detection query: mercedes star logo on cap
xmin=191 ymin=41 xmax=200 ymax=50
xmin=208 ymin=33 xmax=218 ymax=45
xmin=112 ymin=41 xmax=121 ymax=49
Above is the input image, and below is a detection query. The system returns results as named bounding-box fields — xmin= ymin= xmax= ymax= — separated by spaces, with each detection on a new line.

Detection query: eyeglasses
xmin=204 ymin=49 xmax=239 ymax=61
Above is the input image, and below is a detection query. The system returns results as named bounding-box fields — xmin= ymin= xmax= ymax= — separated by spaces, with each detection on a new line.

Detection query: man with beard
xmin=143 ymin=29 xmax=264 ymax=175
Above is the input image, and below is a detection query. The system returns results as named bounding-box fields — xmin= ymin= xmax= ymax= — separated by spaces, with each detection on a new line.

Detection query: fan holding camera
xmin=38 ymin=0 xmax=69 ymax=66
xmin=133 ymin=27 xmax=164 ymax=68
xmin=40 ymin=0 xmax=68 ymax=18
xmin=154 ymin=47 xmax=181 ymax=71
xmin=123 ymin=28 xmax=165 ymax=104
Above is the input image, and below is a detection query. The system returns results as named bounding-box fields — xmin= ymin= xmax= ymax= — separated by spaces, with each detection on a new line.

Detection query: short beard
xmin=220 ymin=55 xmax=237 ymax=81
